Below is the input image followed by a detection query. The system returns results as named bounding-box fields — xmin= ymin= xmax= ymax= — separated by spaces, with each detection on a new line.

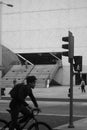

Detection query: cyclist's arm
xmin=28 ymin=89 xmax=38 ymax=108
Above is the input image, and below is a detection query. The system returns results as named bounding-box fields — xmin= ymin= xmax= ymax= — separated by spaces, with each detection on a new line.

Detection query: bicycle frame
xmin=0 ymin=108 xmax=52 ymax=130
xmin=6 ymin=108 xmax=39 ymax=129
xmin=18 ymin=115 xmax=36 ymax=129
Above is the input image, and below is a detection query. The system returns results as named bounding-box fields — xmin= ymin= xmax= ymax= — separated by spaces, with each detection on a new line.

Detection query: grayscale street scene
xmin=0 ymin=0 xmax=87 ymax=130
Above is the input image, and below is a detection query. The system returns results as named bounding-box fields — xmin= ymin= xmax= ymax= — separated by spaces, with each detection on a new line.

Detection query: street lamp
xmin=0 ymin=1 xmax=13 ymax=99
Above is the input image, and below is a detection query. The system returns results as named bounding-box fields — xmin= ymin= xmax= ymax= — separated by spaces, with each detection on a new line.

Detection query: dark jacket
xmin=10 ymin=84 xmax=38 ymax=109
xmin=18 ymin=85 xmax=38 ymax=107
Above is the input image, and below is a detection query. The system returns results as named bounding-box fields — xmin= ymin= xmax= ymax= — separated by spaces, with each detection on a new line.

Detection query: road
xmin=0 ymin=100 xmax=87 ymax=129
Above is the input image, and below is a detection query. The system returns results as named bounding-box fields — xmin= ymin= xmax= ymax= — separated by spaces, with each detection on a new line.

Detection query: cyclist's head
xmin=26 ymin=76 xmax=37 ymax=88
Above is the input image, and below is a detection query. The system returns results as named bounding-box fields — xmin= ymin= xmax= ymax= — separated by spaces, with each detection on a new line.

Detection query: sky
xmin=1 ymin=0 xmax=87 ymax=64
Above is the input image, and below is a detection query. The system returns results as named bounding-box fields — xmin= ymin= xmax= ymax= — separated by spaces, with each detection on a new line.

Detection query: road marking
xmin=40 ymin=113 xmax=87 ymax=118
xmin=0 ymin=110 xmax=87 ymax=118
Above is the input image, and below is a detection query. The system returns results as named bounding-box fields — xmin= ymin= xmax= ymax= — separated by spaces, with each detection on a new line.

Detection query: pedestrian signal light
xmin=73 ymin=56 xmax=82 ymax=72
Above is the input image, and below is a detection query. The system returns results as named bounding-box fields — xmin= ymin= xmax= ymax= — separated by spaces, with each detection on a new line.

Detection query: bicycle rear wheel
xmin=28 ymin=121 xmax=52 ymax=130
xmin=0 ymin=119 xmax=9 ymax=130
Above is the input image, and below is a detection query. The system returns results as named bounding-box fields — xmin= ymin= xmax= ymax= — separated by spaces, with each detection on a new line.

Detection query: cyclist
xmin=9 ymin=75 xmax=40 ymax=130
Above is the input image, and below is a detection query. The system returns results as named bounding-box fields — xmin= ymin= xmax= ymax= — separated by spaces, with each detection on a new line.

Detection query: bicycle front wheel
xmin=0 ymin=119 xmax=9 ymax=130
xmin=28 ymin=121 xmax=52 ymax=130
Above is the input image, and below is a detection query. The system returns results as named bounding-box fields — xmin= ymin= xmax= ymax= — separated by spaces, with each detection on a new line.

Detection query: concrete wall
xmin=54 ymin=65 xmax=76 ymax=86
xmin=54 ymin=67 xmax=63 ymax=85
xmin=2 ymin=45 xmax=21 ymax=76
xmin=62 ymin=66 xmax=70 ymax=86
xmin=54 ymin=64 xmax=87 ymax=86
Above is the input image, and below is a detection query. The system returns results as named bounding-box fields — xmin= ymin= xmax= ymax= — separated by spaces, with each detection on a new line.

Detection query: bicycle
xmin=0 ymin=105 xmax=52 ymax=130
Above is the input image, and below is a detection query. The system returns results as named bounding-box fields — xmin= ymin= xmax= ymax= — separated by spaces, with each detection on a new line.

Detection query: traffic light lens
xmin=62 ymin=44 xmax=69 ymax=49
xmin=62 ymin=37 xmax=69 ymax=42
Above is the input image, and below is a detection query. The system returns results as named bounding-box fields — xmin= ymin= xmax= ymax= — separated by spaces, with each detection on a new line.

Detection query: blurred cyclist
xmin=9 ymin=75 xmax=40 ymax=130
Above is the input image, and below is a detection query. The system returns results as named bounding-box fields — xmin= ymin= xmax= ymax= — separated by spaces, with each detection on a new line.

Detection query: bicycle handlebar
xmin=27 ymin=105 xmax=41 ymax=116
xmin=6 ymin=105 xmax=41 ymax=116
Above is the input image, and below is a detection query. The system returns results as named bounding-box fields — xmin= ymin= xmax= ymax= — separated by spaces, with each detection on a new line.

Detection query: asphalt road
xmin=0 ymin=101 xmax=87 ymax=129
xmin=0 ymin=112 xmax=83 ymax=129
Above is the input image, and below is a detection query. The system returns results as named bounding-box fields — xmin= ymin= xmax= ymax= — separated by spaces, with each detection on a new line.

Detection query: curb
xmin=1 ymin=97 xmax=87 ymax=102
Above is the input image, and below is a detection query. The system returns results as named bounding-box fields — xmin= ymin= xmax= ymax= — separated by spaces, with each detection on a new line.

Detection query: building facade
xmin=1 ymin=0 xmax=87 ymax=85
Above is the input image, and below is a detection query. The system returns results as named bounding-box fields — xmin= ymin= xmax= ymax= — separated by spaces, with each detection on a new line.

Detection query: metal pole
xmin=68 ymin=58 xmax=74 ymax=128
xmin=0 ymin=2 xmax=3 ymax=99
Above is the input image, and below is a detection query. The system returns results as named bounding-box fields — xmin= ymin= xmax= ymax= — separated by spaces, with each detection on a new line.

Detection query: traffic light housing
xmin=62 ymin=31 xmax=74 ymax=60
xmin=73 ymin=56 xmax=82 ymax=72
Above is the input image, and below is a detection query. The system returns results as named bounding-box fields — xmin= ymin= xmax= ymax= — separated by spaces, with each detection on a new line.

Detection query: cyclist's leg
xmin=9 ymin=109 xmax=20 ymax=130
xmin=9 ymin=99 xmax=21 ymax=130
xmin=19 ymin=105 xmax=32 ymax=123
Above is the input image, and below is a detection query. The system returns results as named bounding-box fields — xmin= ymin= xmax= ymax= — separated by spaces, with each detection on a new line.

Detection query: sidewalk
xmin=3 ymin=85 xmax=87 ymax=99
xmin=54 ymin=118 xmax=87 ymax=130
xmin=33 ymin=85 xmax=87 ymax=101
xmin=2 ymin=85 xmax=87 ymax=101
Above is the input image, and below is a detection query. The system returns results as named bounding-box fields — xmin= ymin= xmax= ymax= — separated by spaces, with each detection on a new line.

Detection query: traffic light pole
xmin=68 ymin=58 xmax=74 ymax=128
xmin=62 ymin=31 xmax=74 ymax=128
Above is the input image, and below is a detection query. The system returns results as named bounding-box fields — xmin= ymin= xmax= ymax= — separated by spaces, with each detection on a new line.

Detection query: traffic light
xmin=73 ymin=56 xmax=82 ymax=72
xmin=62 ymin=31 xmax=74 ymax=60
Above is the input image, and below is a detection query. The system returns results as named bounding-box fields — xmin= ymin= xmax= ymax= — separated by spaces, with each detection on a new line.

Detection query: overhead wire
xmin=3 ymin=6 xmax=87 ymax=15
